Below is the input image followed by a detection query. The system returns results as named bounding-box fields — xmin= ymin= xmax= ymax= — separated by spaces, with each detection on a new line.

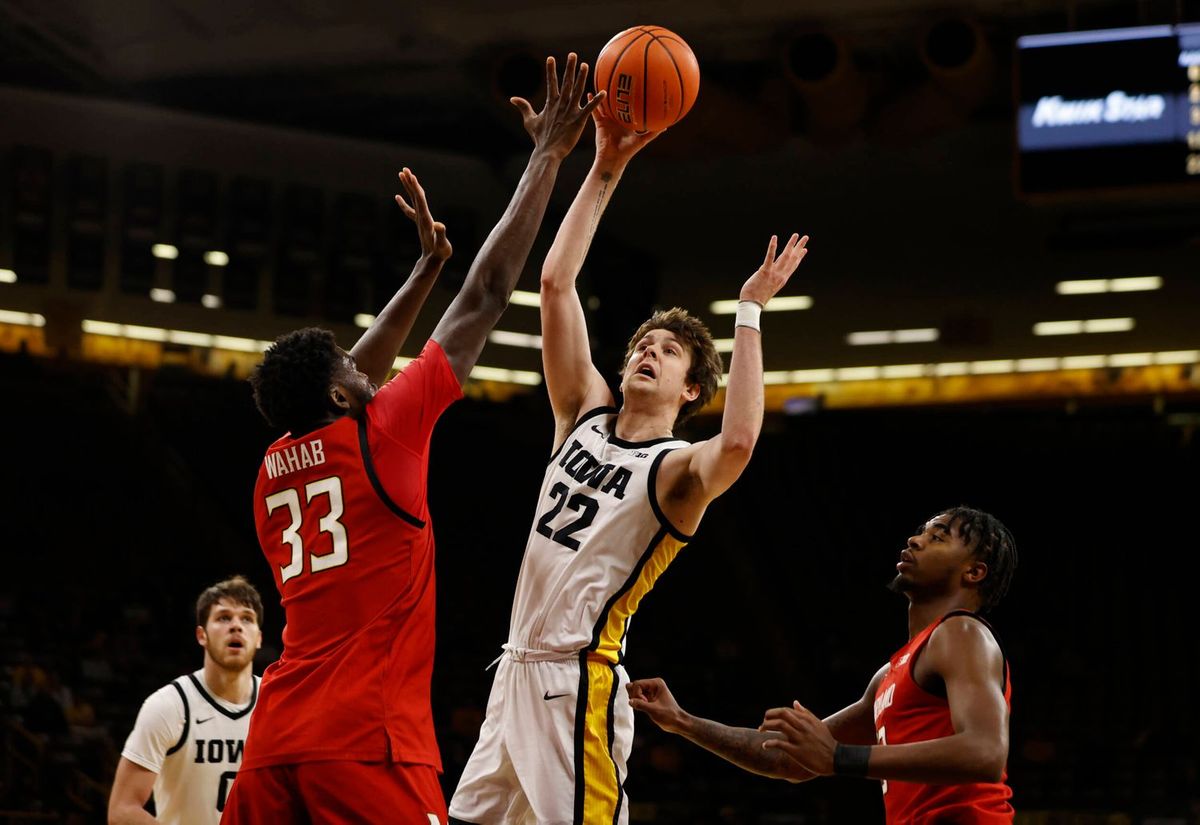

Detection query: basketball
xmin=594 ymin=26 xmax=700 ymax=132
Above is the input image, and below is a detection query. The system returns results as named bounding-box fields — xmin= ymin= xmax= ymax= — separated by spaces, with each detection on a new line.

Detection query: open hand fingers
xmin=571 ymin=60 xmax=590 ymax=110
xmin=560 ymin=53 xmax=579 ymax=108
xmin=545 ymin=56 xmax=560 ymax=103
xmin=393 ymin=193 xmax=416 ymax=220
xmin=581 ymin=88 xmax=606 ymax=119
xmin=762 ymin=235 xmax=778 ymax=268
xmin=511 ymin=96 xmax=536 ymax=124
xmin=401 ymin=168 xmax=430 ymax=214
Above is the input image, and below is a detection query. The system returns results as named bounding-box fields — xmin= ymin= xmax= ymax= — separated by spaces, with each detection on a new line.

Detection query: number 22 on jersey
xmin=264 ymin=476 xmax=349 ymax=583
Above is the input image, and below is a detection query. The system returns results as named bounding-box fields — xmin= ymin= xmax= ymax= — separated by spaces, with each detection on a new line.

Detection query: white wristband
xmin=735 ymin=300 xmax=762 ymax=332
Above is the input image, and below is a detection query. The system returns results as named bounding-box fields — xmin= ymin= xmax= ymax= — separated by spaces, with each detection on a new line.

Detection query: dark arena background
xmin=2 ymin=1 xmax=1199 ymax=823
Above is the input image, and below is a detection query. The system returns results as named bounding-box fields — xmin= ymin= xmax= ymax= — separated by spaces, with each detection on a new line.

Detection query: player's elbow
xmin=967 ymin=739 xmax=1008 ymax=783
xmin=538 ymin=270 xmax=569 ymax=297
xmin=108 ymin=801 xmax=137 ymax=825
xmin=719 ymin=433 xmax=756 ymax=463
xmin=463 ymin=274 xmax=511 ymax=317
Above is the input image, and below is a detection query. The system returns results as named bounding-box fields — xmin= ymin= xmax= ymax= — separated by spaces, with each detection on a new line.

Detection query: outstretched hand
xmin=627 ymin=677 xmax=687 ymax=734
xmin=511 ymin=53 xmax=608 ymax=160
xmin=758 ymin=701 xmax=837 ymax=776
xmin=739 ymin=233 xmax=809 ymax=306
xmin=593 ymin=100 xmax=662 ymax=163
xmin=394 ymin=167 xmax=451 ymax=263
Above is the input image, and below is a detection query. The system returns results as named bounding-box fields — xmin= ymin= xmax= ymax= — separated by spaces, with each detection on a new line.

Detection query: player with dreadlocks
xmin=628 ymin=506 xmax=1019 ymax=824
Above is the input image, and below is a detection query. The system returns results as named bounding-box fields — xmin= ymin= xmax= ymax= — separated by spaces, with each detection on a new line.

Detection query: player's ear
xmin=963 ymin=560 xmax=988 ymax=586
xmin=195 ymin=625 xmax=207 ymax=648
xmin=682 ymin=382 xmax=700 ymax=403
xmin=329 ymin=384 xmax=351 ymax=411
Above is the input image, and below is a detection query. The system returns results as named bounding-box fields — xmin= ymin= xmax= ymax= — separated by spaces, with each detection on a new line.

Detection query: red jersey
xmin=873 ymin=610 xmax=1014 ymax=824
xmin=243 ymin=339 xmax=462 ymax=771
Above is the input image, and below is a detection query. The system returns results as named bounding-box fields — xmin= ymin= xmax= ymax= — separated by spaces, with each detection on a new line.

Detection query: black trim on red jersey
xmin=910 ymin=611 xmax=1009 ymax=697
xmin=573 ymin=650 xmax=590 ymax=825
xmin=549 ymin=406 xmax=618 ymax=466
xmin=165 ymin=681 xmax=190 ymax=756
xmin=648 ymin=448 xmax=694 ymax=543
xmin=186 ymin=673 xmax=258 ymax=720
xmin=356 ymin=417 xmax=426 ymax=529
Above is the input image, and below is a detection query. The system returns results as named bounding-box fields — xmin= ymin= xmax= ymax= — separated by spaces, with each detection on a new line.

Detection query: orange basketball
xmin=594 ymin=26 xmax=700 ymax=133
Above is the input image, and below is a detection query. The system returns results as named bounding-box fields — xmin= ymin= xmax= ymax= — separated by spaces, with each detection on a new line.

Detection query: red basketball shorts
xmin=222 ymin=760 xmax=446 ymax=824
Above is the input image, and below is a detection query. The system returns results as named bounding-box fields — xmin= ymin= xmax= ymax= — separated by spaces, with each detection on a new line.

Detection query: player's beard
xmin=887 ymin=573 xmax=914 ymax=595
xmin=209 ymin=639 xmax=253 ymax=671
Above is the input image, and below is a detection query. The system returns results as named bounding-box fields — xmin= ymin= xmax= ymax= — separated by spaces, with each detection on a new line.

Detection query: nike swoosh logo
xmin=543 ymin=691 xmax=570 ymax=701
xmin=196 ymin=717 xmax=213 ymax=725
xmin=590 ymin=425 xmax=605 ymax=436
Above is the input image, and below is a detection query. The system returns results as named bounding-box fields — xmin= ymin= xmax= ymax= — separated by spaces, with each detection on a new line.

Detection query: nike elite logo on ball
xmin=544 ymin=691 xmax=570 ymax=701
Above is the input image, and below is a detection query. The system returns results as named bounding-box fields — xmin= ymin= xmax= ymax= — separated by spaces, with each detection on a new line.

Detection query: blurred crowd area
xmin=1 ymin=350 xmax=1198 ymax=823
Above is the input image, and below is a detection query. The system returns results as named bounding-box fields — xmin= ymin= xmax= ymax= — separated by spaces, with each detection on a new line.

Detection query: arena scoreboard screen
xmin=1016 ymin=24 xmax=1200 ymax=194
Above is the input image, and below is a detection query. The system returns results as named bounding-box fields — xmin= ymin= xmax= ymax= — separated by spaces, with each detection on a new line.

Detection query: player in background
xmin=108 ymin=576 xmax=263 ymax=825
xmin=223 ymin=55 xmax=604 ymax=824
xmin=449 ymin=107 xmax=808 ymax=824
xmin=628 ymin=507 xmax=1018 ymax=824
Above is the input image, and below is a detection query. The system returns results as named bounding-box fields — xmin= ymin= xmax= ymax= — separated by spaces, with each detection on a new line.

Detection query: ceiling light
xmin=489 ymin=330 xmax=543 ymax=349
xmin=0 ymin=309 xmax=45 ymax=327
xmin=1056 ymin=279 xmax=1108 ymax=295
xmin=510 ymin=290 xmax=541 ymax=307
xmin=709 ymin=296 xmax=812 ymax=314
xmin=1082 ymin=317 xmax=1134 ymax=333
xmin=151 ymin=244 xmax=179 ymax=260
xmin=204 ymin=251 xmax=230 ymax=267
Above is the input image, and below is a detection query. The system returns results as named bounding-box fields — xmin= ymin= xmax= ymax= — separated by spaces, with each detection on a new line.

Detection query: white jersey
xmin=507 ymin=407 xmax=693 ymax=663
xmin=121 ymin=669 xmax=259 ymax=825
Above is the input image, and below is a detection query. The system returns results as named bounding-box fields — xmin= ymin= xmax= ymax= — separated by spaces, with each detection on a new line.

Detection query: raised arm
xmin=540 ymin=111 xmax=659 ymax=445
xmin=349 ymin=168 xmax=450 ymax=386
xmin=656 ymin=234 xmax=809 ymax=530
xmin=430 ymin=54 xmax=605 ymax=386
xmin=761 ymin=619 xmax=1009 ymax=784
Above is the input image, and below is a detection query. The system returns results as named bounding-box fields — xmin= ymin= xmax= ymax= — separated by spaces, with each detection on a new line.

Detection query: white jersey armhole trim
xmin=647 ymin=447 xmax=695 ymax=543
xmin=548 ymin=406 xmax=619 ymax=465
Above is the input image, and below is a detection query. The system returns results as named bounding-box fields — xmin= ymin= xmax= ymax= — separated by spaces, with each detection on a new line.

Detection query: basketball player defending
xmin=223 ymin=56 xmax=604 ymax=824
xmin=449 ymin=111 xmax=809 ymax=824
xmin=108 ymin=576 xmax=263 ymax=825
xmin=628 ymin=507 xmax=1018 ymax=823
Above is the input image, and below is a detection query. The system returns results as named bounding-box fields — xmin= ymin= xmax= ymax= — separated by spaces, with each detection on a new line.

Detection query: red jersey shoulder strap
xmin=910 ymin=610 xmax=1009 ymax=696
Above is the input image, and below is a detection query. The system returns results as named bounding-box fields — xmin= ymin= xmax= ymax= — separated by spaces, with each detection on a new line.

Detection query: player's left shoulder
xmin=927 ymin=614 xmax=1005 ymax=673
xmin=931 ymin=614 xmax=1001 ymax=646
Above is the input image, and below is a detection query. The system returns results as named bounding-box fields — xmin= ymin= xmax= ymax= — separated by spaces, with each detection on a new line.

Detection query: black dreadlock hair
xmin=938 ymin=505 xmax=1018 ymax=613
xmin=249 ymin=327 xmax=341 ymax=435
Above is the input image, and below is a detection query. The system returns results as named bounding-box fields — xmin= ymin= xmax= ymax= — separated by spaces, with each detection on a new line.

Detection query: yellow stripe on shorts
xmin=576 ymin=655 xmax=621 ymax=824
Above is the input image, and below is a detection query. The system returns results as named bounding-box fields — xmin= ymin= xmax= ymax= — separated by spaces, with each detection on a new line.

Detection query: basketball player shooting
xmin=628 ymin=507 xmax=1018 ymax=824
xmin=223 ymin=55 xmax=604 ymax=824
xmin=448 ymin=107 xmax=808 ymax=824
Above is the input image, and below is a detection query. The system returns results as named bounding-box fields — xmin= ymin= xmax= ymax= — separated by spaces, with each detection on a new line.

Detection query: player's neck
xmin=614 ymin=405 xmax=675 ymax=443
xmin=906 ymin=593 xmax=977 ymax=640
xmin=202 ymin=659 xmax=255 ymax=705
